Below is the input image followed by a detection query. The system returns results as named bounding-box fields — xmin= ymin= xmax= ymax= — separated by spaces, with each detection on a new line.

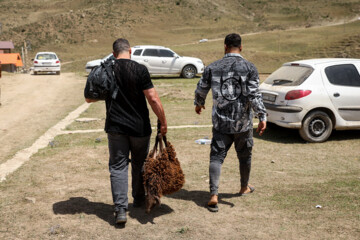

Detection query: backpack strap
xmin=103 ymin=60 xmax=118 ymax=128
xmin=103 ymin=60 xmax=119 ymax=100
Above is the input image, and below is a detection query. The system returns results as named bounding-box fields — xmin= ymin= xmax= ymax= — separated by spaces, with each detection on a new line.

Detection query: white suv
xmin=131 ymin=45 xmax=204 ymax=78
xmin=32 ymin=52 xmax=61 ymax=75
xmin=85 ymin=53 xmax=113 ymax=74
xmin=259 ymin=58 xmax=360 ymax=142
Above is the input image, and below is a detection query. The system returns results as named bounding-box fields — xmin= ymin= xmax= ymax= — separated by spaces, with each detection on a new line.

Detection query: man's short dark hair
xmin=113 ymin=38 xmax=130 ymax=56
xmin=224 ymin=33 xmax=242 ymax=48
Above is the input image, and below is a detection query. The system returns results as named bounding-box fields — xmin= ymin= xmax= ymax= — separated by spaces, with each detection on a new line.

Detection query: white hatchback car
xmin=131 ymin=45 xmax=204 ymax=78
xmin=32 ymin=52 xmax=61 ymax=75
xmin=259 ymin=58 xmax=360 ymax=142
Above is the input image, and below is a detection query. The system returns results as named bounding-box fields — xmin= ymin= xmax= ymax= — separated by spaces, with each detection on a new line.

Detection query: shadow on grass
xmin=128 ymin=203 xmax=174 ymax=225
xmin=53 ymin=197 xmax=174 ymax=227
xmin=165 ymin=189 xmax=238 ymax=208
xmin=253 ymin=125 xmax=304 ymax=144
xmin=254 ymin=124 xmax=360 ymax=143
xmin=328 ymin=129 xmax=360 ymax=141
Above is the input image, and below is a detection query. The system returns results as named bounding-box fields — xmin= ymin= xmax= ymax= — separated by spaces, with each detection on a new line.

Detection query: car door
xmin=141 ymin=49 xmax=162 ymax=74
xmin=158 ymin=49 xmax=180 ymax=74
xmin=321 ymin=63 xmax=360 ymax=121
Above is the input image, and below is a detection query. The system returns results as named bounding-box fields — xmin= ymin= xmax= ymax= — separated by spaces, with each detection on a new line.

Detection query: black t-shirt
xmin=105 ymin=59 xmax=154 ymax=137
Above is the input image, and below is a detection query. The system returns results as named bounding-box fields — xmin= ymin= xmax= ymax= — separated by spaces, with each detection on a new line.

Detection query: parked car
xmin=85 ymin=45 xmax=205 ymax=78
xmin=85 ymin=53 xmax=113 ymax=73
xmin=32 ymin=52 xmax=61 ymax=75
xmin=131 ymin=45 xmax=204 ymax=78
xmin=259 ymin=58 xmax=360 ymax=143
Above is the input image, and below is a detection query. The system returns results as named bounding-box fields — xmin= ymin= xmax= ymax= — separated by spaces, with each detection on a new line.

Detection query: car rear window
xmin=36 ymin=54 xmax=57 ymax=60
xmin=325 ymin=64 xmax=360 ymax=87
xmin=133 ymin=49 xmax=143 ymax=56
xmin=265 ymin=65 xmax=314 ymax=86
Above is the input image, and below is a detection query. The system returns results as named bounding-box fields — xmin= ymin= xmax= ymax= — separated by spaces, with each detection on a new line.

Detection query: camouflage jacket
xmin=194 ymin=53 xmax=266 ymax=134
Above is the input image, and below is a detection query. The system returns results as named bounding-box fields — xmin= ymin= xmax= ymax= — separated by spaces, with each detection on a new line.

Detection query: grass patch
xmin=173 ymin=20 xmax=360 ymax=73
xmin=1 ymin=75 xmax=359 ymax=239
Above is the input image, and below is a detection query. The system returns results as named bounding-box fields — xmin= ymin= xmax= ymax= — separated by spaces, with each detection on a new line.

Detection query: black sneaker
xmin=115 ymin=208 xmax=127 ymax=224
xmin=133 ymin=198 xmax=145 ymax=208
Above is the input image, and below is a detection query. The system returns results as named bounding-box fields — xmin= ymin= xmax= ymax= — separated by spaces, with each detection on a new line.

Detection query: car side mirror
xmin=175 ymin=55 xmax=180 ymax=59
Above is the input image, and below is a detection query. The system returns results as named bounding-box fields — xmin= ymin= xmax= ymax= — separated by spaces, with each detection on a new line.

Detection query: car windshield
xmin=265 ymin=65 xmax=314 ymax=86
xmin=36 ymin=54 xmax=57 ymax=60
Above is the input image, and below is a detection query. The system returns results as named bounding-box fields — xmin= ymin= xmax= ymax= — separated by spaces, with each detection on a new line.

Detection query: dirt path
xmin=0 ymin=73 xmax=86 ymax=165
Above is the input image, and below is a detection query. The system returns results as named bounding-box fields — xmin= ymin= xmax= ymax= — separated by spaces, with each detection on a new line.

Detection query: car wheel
xmin=56 ymin=71 xmax=60 ymax=75
xmin=299 ymin=111 xmax=333 ymax=143
xmin=34 ymin=71 xmax=37 ymax=75
xmin=181 ymin=65 xmax=196 ymax=79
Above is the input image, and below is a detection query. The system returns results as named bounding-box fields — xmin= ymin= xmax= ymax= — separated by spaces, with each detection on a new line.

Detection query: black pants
xmin=107 ymin=133 xmax=150 ymax=211
xmin=209 ymin=128 xmax=253 ymax=195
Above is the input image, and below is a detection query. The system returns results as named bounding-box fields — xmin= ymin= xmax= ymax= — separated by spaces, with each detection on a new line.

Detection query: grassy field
xmin=34 ymin=19 xmax=360 ymax=74
xmin=1 ymin=0 xmax=359 ymax=74
xmin=1 ymin=1 xmax=360 ymax=238
xmin=172 ymin=20 xmax=360 ymax=73
xmin=1 ymin=77 xmax=359 ymax=239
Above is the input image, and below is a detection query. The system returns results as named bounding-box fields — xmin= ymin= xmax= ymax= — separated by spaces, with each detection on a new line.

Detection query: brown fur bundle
xmin=143 ymin=139 xmax=185 ymax=213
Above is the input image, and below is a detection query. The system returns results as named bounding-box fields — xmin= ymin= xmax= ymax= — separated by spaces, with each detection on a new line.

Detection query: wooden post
xmin=22 ymin=47 xmax=26 ymax=70
xmin=23 ymin=41 xmax=27 ymax=70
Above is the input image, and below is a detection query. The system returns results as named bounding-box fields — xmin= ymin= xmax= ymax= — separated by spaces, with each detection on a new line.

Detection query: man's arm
xmin=143 ymin=87 xmax=167 ymax=136
xmin=247 ymin=64 xmax=267 ymax=136
xmin=194 ymin=67 xmax=211 ymax=115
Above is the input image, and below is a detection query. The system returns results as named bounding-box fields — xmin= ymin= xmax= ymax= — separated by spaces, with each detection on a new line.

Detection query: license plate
xmin=262 ymin=93 xmax=276 ymax=102
xmin=43 ymin=62 xmax=51 ymax=65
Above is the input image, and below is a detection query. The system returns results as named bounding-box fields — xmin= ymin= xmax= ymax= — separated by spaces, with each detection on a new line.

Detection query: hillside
xmin=0 ymin=0 xmax=359 ymax=72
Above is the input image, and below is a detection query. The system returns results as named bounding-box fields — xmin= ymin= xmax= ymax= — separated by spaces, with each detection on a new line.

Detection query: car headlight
xmin=197 ymin=60 xmax=203 ymax=64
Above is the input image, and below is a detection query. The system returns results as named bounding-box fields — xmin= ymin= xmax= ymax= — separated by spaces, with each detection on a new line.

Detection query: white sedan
xmin=259 ymin=58 xmax=360 ymax=142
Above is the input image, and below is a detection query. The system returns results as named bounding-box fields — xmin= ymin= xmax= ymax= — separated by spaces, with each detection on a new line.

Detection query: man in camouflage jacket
xmin=194 ymin=33 xmax=267 ymax=212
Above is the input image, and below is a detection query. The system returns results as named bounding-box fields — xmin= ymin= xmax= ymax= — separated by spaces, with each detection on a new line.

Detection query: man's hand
xmin=85 ymin=98 xmax=99 ymax=103
xmin=195 ymin=105 xmax=205 ymax=115
xmin=160 ymin=122 xmax=167 ymax=136
xmin=256 ymin=121 xmax=266 ymax=136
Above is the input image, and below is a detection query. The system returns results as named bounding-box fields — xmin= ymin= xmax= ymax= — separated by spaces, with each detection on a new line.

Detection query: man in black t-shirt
xmin=86 ymin=38 xmax=167 ymax=225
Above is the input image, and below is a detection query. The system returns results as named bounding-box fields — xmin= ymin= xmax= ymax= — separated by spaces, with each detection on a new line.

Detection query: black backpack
xmin=84 ymin=57 xmax=119 ymax=100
